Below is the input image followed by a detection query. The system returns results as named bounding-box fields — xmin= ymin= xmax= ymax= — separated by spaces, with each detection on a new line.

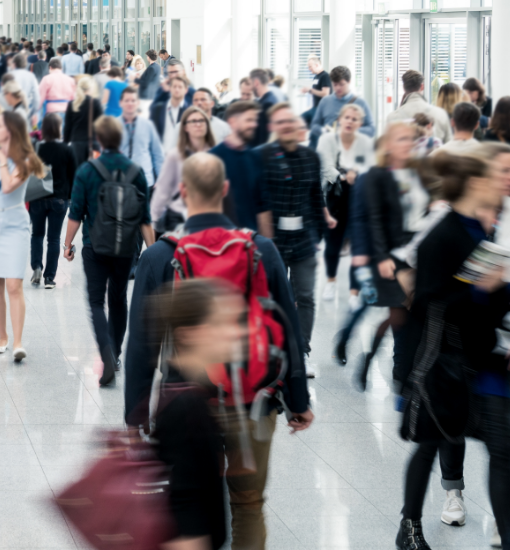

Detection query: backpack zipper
xmin=115 ymin=186 xmax=124 ymax=256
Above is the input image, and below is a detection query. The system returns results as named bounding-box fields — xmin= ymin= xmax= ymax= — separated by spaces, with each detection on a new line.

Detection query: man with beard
xmin=210 ymin=100 xmax=273 ymax=238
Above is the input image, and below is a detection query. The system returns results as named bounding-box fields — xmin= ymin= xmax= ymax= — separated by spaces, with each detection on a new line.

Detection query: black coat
xmin=135 ymin=62 xmax=161 ymax=100
xmin=86 ymin=56 xmax=101 ymax=75
xmin=30 ymin=60 xmax=49 ymax=83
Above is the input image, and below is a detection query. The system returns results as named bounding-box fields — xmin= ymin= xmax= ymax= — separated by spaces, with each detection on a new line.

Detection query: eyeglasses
xmin=185 ymin=118 xmax=207 ymax=126
xmin=273 ymin=119 xmax=296 ymax=125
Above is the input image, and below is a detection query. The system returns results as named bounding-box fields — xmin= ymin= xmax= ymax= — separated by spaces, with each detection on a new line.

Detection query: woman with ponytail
xmin=0 ymin=111 xmax=45 ymax=362
xmin=396 ymin=152 xmax=510 ymax=550
xmin=63 ymin=75 xmax=103 ymax=167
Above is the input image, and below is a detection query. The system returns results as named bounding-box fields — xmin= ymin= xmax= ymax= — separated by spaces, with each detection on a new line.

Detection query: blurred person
xmin=63 ymin=115 xmax=154 ymax=387
xmin=0 ymin=111 xmax=45 ymax=362
xmin=363 ymin=122 xmax=430 ymax=390
xmin=94 ymin=57 xmax=111 ymax=98
xmin=124 ymin=152 xmax=313 ymax=550
xmin=43 ymin=40 xmax=55 ymax=60
xmin=62 ymin=42 xmax=84 ymax=76
xmin=211 ymin=100 xmax=272 ymax=236
xmin=463 ymin=77 xmax=492 ymax=136
xmin=485 ymin=96 xmax=510 ymax=145
xmin=317 ymin=103 xmax=375 ymax=302
xmin=30 ymin=50 xmax=49 ymax=83
xmin=432 ymin=102 xmax=481 ymax=156
xmin=64 ymin=75 xmax=102 ymax=167
xmin=151 ymin=105 xmax=215 ymax=235
xmin=152 ymin=59 xmax=196 ymax=108
xmin=61 ymin=42 xmax=69 ymax=55
xmin=169 ymin=88 xmax=230 ymax=148
xmin=311 ymin=65 xmax=375 ymax=150
xmin=29 ymin=113 xmax=76 ymax=290
xmin=2 ymin=80 xmax=30 ymax=129
xmin=11 ymin=53 xmax=40 ymax=128
xmin=86 ymin=48 xmax=103 ymax=75
xmin=55 ymin=46 xmax=64 ymax=60
xmin=266 ymin=68 xmax=286 ymax=102
xmin=397 ymin=152 xmax=510 ymax=550
xmin=82 ymin=42 xmax=94 ymax=63
xmin=249 ymin=68 xmax=278 ymax=146
xmin=296 ymin=116 xmax=308 ymax=144
xmin=102 ymin=44 xmax=120 ymax=68
xmin=436 ymin=82 xmax=469 ymax=119
xmin=39 ymin=57 xmax=76 ymax=125
xmin=135 ymin=49 xmax=161 ymax=118
xmin=301 ymin=56 xmax=331 ymax=128
xmin=412 ymin=112 xmax=442 ymax=157
xmin=387 ymin=69 xmax=452 ymax=143
xmin=153 ymin=279 xmax=243 ymax=550
xmin=217 ymin=77 xmax=235 ymax=104
xmin=101 ymin=66 xmax=127 ymax=117
xmin=84 ymin=49 xmax=96 ymax=73
xmin=258 ymin=102 xmax=336 ymax=376
xmin=151 ymin=75 xmax=188 ymax=150
xmin=127 ymin=54 xmax=146 ymax=83
xmin=239 ymin=76 xmax=253 ymax=101
xmin=27 ymin=44 xmax=41 ymax=64
xmin=123 ymin=49 xmax=135 ymax=70
xmin=158 ymin=49 xmax=175 ymax=78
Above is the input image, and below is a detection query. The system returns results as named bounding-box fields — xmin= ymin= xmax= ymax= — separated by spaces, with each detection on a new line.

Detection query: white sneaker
xmin=304 ymin=356 xmax=316 ymax=378
xmin=13 ymin=348 xmax=27 ymax=363
xmin=348 ymin=294 xmax=363 ymax=312
xmin=322 ymin=281 xmax=336 ymax=301
xmin=491 ymin=522 xmax=502 ymax=548
xmin=0 ymin=338 xmax=8 ymax=353
xmin=441 ymin=489 xmax=467 ymax=526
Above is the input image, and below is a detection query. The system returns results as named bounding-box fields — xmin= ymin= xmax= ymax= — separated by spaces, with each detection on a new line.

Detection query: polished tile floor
xmin=0 ymin=233 xmax=496 ymax=549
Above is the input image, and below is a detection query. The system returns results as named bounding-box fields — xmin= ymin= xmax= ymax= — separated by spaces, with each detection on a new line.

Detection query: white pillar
xmin=329 ymin=0 xmax=356 ymax=72
xmin=231 ymin=0 xmax=258 ymax=93
xmin=491 ymin=0 xmax=510 ymax=103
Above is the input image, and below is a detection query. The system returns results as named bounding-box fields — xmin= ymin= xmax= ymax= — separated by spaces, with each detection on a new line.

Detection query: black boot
xmin=99 ymin=349 xmax=116 ymax=387
xmin=396 ymin=518 xmax=432 ymax=550
xmin=336 ymin=340 xmax=347 ymax=366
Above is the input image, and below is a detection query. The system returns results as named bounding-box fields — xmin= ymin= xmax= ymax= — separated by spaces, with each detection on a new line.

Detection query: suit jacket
xmin=30 ymin=59 xmax=49 ymax=83
xmin=135 ymin=62 xmax=161 ymax=100
xmin=150 ymin=100 xmax=186 ymax=141
xmin=86 ymin=56 xmax=101 ymax=75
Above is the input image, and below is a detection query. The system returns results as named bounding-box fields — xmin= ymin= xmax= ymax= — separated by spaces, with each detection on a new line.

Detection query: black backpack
xmin=89 ymin=159 xmax=146 ymax=258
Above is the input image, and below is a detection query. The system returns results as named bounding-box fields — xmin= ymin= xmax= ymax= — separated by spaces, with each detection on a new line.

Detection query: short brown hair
xmin=13 ymin=53 xmax=27 ymax=69
xmin=239 ymin=77 xmax=251 ymax=87
xmin=182 ymin=152 xmax=226 ymax=205
xmin=93 ymin=115 xmax=123 ymax=150
xmin=224 ymin=100 xmax=260 ymax=121
xmin=249 ymin=68 xmax=269 ymax=85
xmin=402 ymin=70 xmax=424 ymax=93
xmin=41 ymin=113 xmax=62 ymax=141
xmin=170 ymin=75 xmax=189 ymax=89
xmin=145 ymin=49 xmax=157 ymax=61
xmin=70 ymin=42 xmax=78 ymax=52
xmin=330 ymin=66 xmax=351 ymax=83
xmin=49 ymin=57 xmax=62 ymax=70
xmin=107 ymin=66 xmax=124 ymax=78
xmin=267 ymin=102 xmax=292 ymax=120
xmin=120 ymin=86 xmax=138 ymax=100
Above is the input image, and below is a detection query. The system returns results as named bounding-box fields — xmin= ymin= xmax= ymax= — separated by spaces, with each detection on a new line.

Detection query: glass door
xmin=425 ymin=18 xmax=467 ymax=104
xmin=374 ymin=19 xmax=395 ymax=132
xmin=482 ymin=15 xmax=491 ymax=95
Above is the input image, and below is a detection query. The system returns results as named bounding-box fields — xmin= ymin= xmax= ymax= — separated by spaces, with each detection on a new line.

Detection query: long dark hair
xmin=489 ymin=96 xmax=510 ymax=143
xmin=463 ymin=77 xmax=487 ymax=107
xmin=3 ymin=111 xmax=44 ymax=180
xmin=177 ymin=106 xmax=216 ymax=159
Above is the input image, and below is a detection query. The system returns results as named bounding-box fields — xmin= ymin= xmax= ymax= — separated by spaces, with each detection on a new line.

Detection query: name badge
xmin=355 ymin=155 xmax=365 ymax=164
xmin=278 ymin=216 xmax=304 ymax=231
xmin=312 ymin=79 xmax=319 ymax=85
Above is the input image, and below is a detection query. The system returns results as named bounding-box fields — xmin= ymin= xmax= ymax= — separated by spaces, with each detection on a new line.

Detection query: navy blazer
xmin=136 ymin=62 xmax=161 ymax=100
xmin=349 ymin=173 xmax=373 ymax=257
xmin=149 ymin=100 xmax=186 ymax=142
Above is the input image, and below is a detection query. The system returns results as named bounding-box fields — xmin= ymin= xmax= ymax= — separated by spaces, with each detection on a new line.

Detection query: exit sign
xmin=430 ymin=0 xmax=438 ymax=12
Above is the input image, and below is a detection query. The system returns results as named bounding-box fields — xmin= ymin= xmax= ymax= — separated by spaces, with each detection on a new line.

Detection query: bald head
xmin=181 ymin=152 xmax=226 ymax=207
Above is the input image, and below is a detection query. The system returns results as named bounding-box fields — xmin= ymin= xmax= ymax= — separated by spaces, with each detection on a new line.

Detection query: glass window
xmin=81 ymin=0 xmax=87 ymax=18
xmin=42 ymin=24 xmax=47 ymax=40
xmin=56 ymin=22 xmax=61 ymax=44
xmin=139 ymin=21 xmax=150 ymax=55
xmin=125 ymin=0 xmax=135 ymax=18
xmin=139 ymin=0 xmax=150 ymax=17
xmin=294 ymin=0 xmax=321 ymax=11
xmin=65 ymin=0 xmax=69 ymax=20
xmin=161 ymin=20 xmax=166 ymax=50
xmin=154 ymin=0 xmax=165 ymax=17
xmin=101 ymin=0 xmax=108 ymax=19
xmin=42 ymin=0 xmax=47 ymax=21
xmin=424 ymin=0 xmax=470 ymax=5
xmin=101 ymin=22 xmax=109 ymax=47
xmin=72 ymin=0 xmax=78 ymax=19
xmin=125 ymin=22 xmax=135 ymax=53
xmin=113 ymin=0 xmax=121 ymax=18
xmin=36 ymin=23 xmax=41 ymax=39
xmin=266 ymin=0 xmax=289 ymax=13
xmin=56 ymin=0 xmax=61 ymax=20
xmin=91 ymin=0 xmax=97 ymax=19
xmin=49 ymin=0 xmax=54 ymax=21
xmin=293 ymin=17 xmax=321 ymax=79
xmin=49 ymin=23 xmax=53 ymax=42
xmin=111 ymin=22 xmax=120 ymax=60
xmin=265 ymin=18 xmax=290 ymax=75
xmin=91 ymin=22 xmax=98 ymax=45
xmin=484 ymin=0 xmax=492 ymax=5
xmin=81 ymin=23 xmax=87 ymax=49
xmin=64 ymin=23 xmax=69 ymax=42
xmin=356 ymin=0 xmax=373 ymax=8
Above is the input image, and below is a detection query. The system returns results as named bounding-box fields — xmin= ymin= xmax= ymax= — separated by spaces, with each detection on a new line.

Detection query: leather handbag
xmin=25 ymin=143 xmax=54 ymax=202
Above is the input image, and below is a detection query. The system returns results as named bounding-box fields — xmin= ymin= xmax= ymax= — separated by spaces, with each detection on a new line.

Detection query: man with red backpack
xmin=124 ymin=152 xmax=313 ymax=550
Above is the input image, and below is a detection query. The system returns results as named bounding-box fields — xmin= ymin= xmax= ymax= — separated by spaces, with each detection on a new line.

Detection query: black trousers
xmin=82 ymin=245 xmax=132 ymax=365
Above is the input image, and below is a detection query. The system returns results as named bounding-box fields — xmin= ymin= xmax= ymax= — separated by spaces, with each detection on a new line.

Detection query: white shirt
xmin=431 ymin=137 xmax=480 ymax=156
xmin=163 ymin=100 xmax=184 ymax=152
xmin=393 ymin=168 xmax=430 ymax=234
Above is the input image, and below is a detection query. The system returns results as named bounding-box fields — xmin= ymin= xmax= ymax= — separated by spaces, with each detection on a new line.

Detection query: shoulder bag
xmin=25 ymin=142 xmax=54 ymax=202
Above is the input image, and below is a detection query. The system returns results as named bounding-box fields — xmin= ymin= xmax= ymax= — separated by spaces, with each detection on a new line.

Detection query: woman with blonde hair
xmin=150 ymin=106 xmax=216 ymax=237
xmin=436 ymin=82 xmax=469 ymax=119
xmin=127 ymin=55 xmax=146 ymax=82
xmin=63 ymin=75 xmax=103 ymax=167
xmin=0 ymin=111 xmax=45 ymax=362
xmin=2 ymin=80 xmax=29 ymax=129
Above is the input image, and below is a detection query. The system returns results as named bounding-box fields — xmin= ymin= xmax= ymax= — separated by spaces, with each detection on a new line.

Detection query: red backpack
xmin=162 ymin=227 xmax=290 ymax=409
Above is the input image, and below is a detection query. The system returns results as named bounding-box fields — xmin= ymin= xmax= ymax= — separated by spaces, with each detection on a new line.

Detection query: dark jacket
xmin=46 ymin=47 xmax=56 ymax=60
xmin=135 ymin=62 xmax=161 ymax=100
xmin=149 ymin=100 xmax=186 ymax=141
xmin=152 ymin=85 xmax=196 ymax=109
xmin=37 ymin=141 xmax=77 ymax=199
xmin=124 ymin=213 xmax=310 ymax=426
xmin=349 ymin=173 xmax=372 ymax=257
xmin=364 ymin=166 xmax=415 ymax=263
xmin=30 ymin=59 xmax=49 ymax=83
xmin=86 ymin=56 xmax=101 ymax=75
xmin=63 ymin=97 xmax=103 ymax=144
xmin=251 ymin=90 xmax=278 ymax=147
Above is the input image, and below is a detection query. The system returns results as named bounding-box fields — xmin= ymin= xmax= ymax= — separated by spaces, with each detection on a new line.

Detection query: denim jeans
xmin=29 ymin=198 xmax=69 ymax=280
xmin=82 ymin=246 xmax=132 ymax=364
xmin=285 ymin=255 xmax=317 ymax=355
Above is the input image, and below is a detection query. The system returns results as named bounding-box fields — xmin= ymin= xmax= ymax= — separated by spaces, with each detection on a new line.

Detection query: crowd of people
xmin=0 ymin=33 xmax=509 ymax=550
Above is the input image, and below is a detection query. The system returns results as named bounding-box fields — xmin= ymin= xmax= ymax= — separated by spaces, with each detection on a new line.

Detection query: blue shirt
xmin=311 ymin=92 xmax=375 ymax=139
xmin=210 ymin=142 xmax=271 ymax=231
xmin=119 ymin=116 xmax=164 ymax=188
xmin=104 ymin=80 xmax=128 ymax=117
xmin=61 ymin=52 xmax=84 ymax=76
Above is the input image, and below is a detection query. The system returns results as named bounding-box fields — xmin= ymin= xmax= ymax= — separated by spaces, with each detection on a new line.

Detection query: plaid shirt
xmin=258 ymin=141 xmax=325 ymax=263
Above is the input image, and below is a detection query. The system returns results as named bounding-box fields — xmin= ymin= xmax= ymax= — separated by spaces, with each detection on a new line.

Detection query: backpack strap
xmin=123 ymin=163 xmax=142 ymax=184
xmin=159 ymin=224 xmax=186 ymax=245
xmin=89 ymin=158 xmax=113 ymax=181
